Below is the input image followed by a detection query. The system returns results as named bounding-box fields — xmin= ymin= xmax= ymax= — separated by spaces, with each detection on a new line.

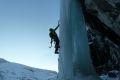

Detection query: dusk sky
xmin=0 ymin=0 xmax=60 ymax=71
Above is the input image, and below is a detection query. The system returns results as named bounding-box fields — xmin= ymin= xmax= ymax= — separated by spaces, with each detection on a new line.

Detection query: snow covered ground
xmin=0 ymin=58 xmax=119 ymax=80
xmin=0 ymin=58 xmax=57 ymax=80
xmin=100 ymin=72 xmax=119 ymax=80
xmin=100 ymin=70 xmax=119 ymax=80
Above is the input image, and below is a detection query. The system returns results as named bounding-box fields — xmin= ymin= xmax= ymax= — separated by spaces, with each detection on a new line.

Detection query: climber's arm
xmin=54 ymin=22 xmax=60 ymax=31
xmin=49 ymin=38 xmax=53 ymax=48
xmin=50 ymin=38 xmax=53 ymax=44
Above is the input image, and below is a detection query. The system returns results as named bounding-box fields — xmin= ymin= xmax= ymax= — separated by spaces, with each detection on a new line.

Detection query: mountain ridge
xmin=0 ymin=58 xmax=57 ymax=80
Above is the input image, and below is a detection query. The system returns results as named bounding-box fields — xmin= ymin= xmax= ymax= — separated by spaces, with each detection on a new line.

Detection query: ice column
xmin=58 ymin=0 xmax=101 ymax=80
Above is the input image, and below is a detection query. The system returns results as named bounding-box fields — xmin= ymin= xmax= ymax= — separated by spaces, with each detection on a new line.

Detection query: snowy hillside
xmin=0 ymin=59 xmax=57 ymax=80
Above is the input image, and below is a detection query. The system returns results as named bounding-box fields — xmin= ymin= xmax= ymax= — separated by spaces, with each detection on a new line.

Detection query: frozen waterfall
xmin=58 ymin=0 xmax=101 ymax=80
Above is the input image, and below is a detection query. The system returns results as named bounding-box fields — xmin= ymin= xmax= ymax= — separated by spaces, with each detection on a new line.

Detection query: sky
xmin=0 ymin=0 xmax=60 ymax=72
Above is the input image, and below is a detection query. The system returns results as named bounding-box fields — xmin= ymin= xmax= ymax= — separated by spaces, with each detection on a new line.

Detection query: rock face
xmin=84 ymin=0 xmax=120 ymax=75
xmin=0 ymin=58 xmax=57 ymax=80
xmin=85 ymin=0 xmax=120 ymax=36
xmin=58 ymin=0 xmax=120 ymax=80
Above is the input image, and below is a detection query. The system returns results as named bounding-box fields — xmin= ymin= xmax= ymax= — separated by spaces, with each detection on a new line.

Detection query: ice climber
xmin=49 ymin=23 xmax=60 ymax=54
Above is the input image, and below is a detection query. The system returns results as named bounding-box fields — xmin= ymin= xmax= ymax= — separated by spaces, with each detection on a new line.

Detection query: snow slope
xmin=0 ymin=59 xmax=57 ymax=80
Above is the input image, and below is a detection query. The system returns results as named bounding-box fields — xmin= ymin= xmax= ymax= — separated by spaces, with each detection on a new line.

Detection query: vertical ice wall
xmin=58 ymin=0 xmax=73 ymax=80
xmin=58 ymin=0 xmax=101 ymax=80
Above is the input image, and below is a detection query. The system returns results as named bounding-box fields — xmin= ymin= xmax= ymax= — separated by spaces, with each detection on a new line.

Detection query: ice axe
xmin=49 ymin=42 xmax=52 ymax=48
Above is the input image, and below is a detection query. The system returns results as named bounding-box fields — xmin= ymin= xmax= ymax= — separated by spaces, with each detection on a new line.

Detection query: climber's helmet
xmin=49 ymin=28 xmax=54 ymax=32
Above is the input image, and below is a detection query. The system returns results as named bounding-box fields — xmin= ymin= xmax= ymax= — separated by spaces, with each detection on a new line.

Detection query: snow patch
xmin=0 ymin=59 xmax=57 ymax=80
